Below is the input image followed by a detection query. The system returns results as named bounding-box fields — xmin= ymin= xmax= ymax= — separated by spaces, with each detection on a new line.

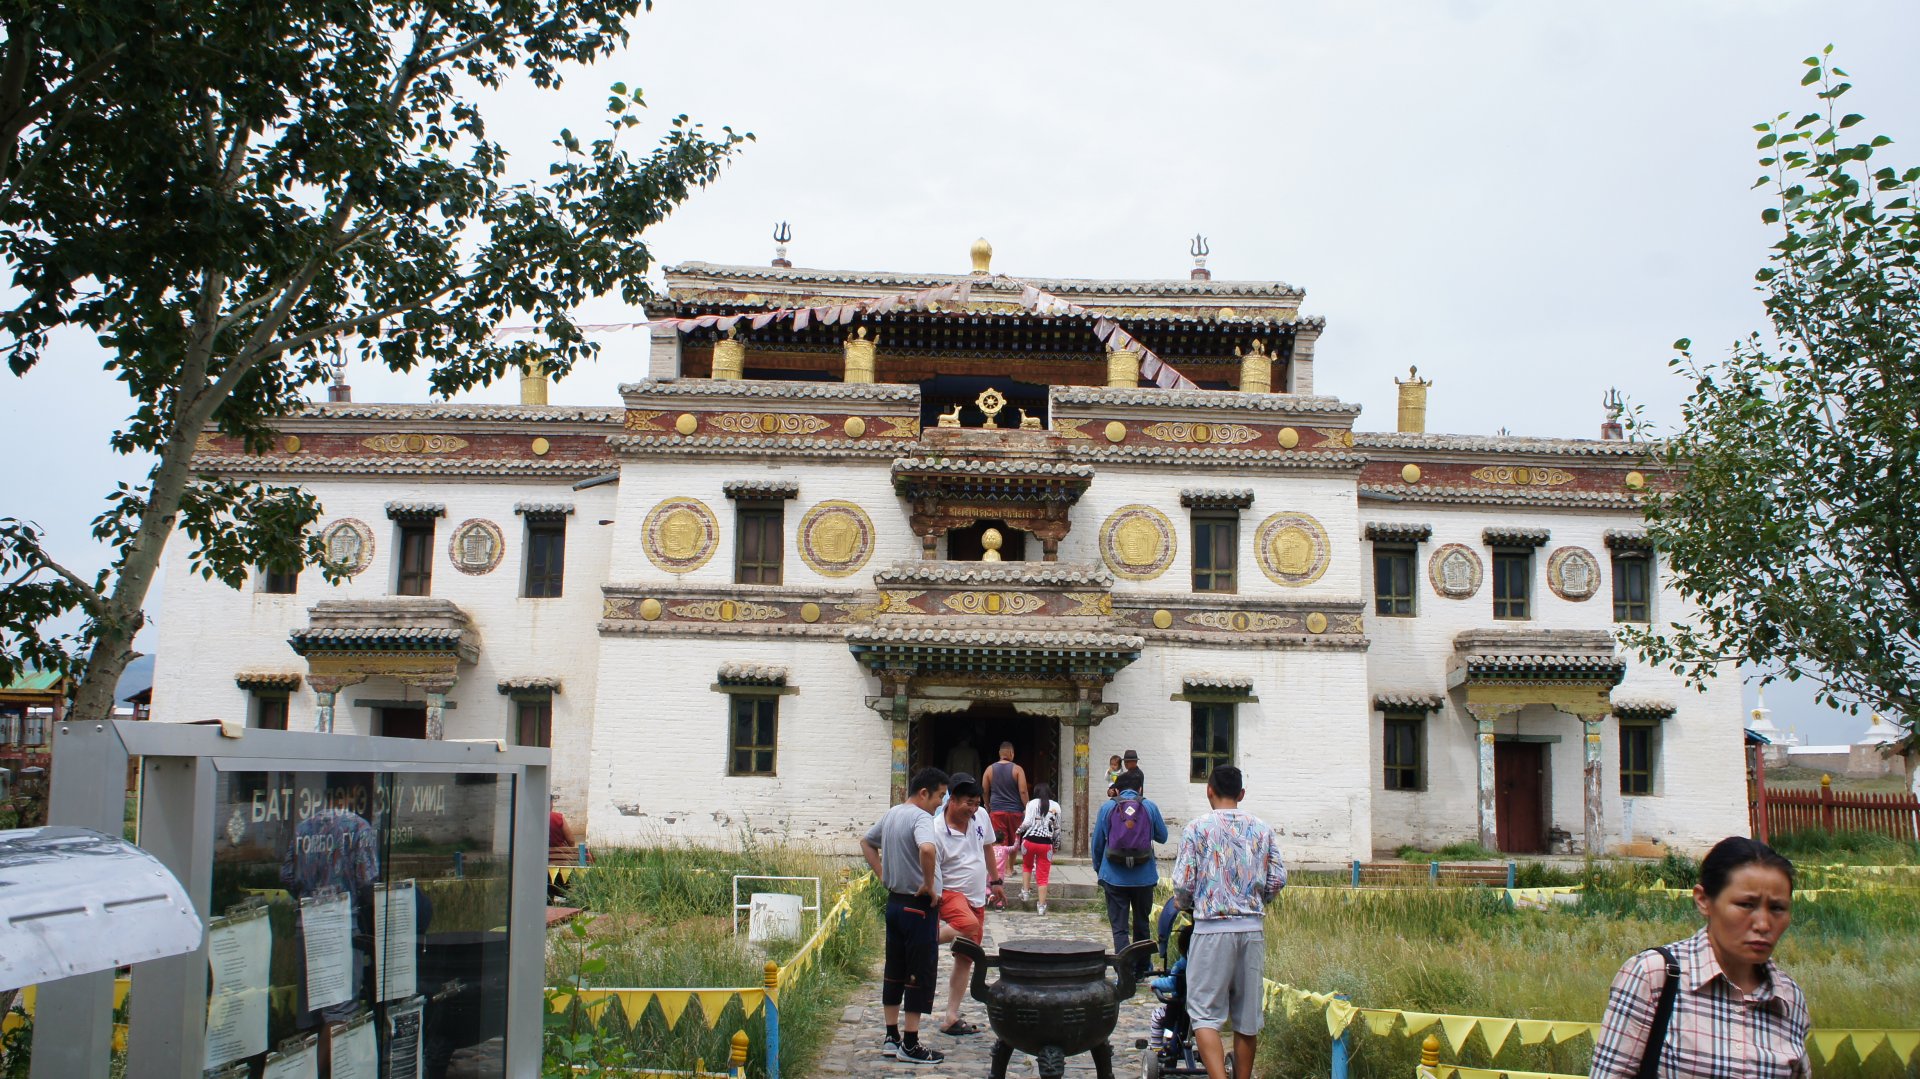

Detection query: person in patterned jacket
xmin=1170 ymin=765 xmax=1286 ymax=1079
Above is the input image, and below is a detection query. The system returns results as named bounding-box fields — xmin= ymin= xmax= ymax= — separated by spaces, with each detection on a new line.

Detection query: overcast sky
xmin=6 ymin=1 xmax=1916 ymax=743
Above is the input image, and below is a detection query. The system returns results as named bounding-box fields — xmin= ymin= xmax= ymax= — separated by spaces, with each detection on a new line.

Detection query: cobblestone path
xmin=808 ymin=904 xmax=1165 ymax=1079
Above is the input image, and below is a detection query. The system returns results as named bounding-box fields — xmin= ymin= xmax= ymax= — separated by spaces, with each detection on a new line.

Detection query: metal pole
xmin=1350 ymin=860 xmax=1360 ymax=888
xmin=763 ymin=961 xmax=781 ymax=1079
xmin=1330 ymin=993 xmax=1353 ymax=1079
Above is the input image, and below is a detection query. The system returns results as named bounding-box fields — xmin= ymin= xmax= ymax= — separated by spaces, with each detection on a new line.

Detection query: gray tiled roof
xmin=1183 ymin=673 xmax=1255 ymax=691
xmin=716 ymin=662 xmax=789 ymax=686
xmin=872 ymin=561 xmax=1114 ymax=588
xmin=288 ymin=626 xmax=466 ymax=653
xmin=1482 ymin=527 xmax=1551 ymax=548
xmin=1072 ymin=445 xmax=1366 ymax=469
xmin=1360 ymin=484 xmax=1645 ymax=510
xmin=497 ymin=676 xmax=563 ymax=694
xmin=892 ymin=457 xmax=1096 ymax=479
xmin=385 ymin=501 xmax=447 ymax=519
xmin=514 ymin=502 xmax=576 ymax=517
xmin=190 ymin=454 xmax=617 ymax=477
xmin=722 ymin=479 xmax=801 ymax=500
xmin=1612 ymin=698 xmax=1676 ymax=719
xmin=1374 ymin=691 xmax=1446 ymax=712
xmin=1365 ymin=522 xmax=1434 ymax=543
xmin=1051 ymin=387 xmax=1358 ymax=413
xmin=1179 ymin=488 xmax=1255 ymax=510
xmin=1461 ymin=653 xmax=1627 ymax=681
xmin=609 ymin=435 xmax=903 ymax=458
xmin=234 ymin=672 xmax=303 ymax=691
xmin=1353 ymin=431 xmax=1657 ymax=457
xmin=664 ymin=261 xmax=1308 ymax=299
xmin=1605 ymin=529 xmax=1654 ymax=550
xmin=299 ymin=404 xmax=622 ymax=423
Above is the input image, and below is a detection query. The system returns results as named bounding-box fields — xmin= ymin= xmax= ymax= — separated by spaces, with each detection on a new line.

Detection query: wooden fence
xmin=1749 ymin=770 xmax=1919 ymax=842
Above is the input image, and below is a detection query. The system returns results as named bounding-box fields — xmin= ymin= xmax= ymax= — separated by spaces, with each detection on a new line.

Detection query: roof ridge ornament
xmin=772 ymin=221 xmax=792 ymax=268
xmin=970 ymin=237 xmax=993 ymax=275
xmin=1190 ymin=234 xmax=1211 ymax=281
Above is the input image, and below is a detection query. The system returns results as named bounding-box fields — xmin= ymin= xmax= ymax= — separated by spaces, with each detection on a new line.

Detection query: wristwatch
xmin=988 ymin=879 xmax=1003 ymax=887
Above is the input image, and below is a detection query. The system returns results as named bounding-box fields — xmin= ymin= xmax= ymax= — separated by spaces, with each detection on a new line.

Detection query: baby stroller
xmin=1137 ymin=901 xmax=1232 ymax=1078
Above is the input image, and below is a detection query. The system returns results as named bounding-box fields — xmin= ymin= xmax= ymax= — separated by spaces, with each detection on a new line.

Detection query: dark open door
xmin=1494 ymin=741 xmax=1546 ymax=853
xmin=379 ymin=706 xmax=428 ymax=740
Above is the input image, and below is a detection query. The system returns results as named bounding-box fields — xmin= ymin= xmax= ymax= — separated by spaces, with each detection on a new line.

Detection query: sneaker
xmin=1019 ymin=888 xmax=1031 ymax=902
xmin=881 ymin=1035 xmax=900 ymax=1058
xmin=1036 ymin=902 xmax=1047 ymax=915
xmin=895 ymin=1041 xmax=946 ymax=1066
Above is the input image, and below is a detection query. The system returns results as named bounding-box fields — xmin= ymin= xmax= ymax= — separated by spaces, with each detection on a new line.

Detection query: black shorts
xmin=882 ymin=892 xmax=938 ymax=1014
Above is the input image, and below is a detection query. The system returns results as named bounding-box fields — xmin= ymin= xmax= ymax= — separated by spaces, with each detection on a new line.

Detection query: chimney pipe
xmin=1395 ymin=366 xmax=1430 ymax=434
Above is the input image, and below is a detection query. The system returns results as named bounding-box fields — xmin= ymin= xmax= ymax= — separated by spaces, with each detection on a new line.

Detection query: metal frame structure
xmin=729 ymin=874 xmax=820 ymax=939
xmin=36 ymin=721 xmax=548 ymax=1079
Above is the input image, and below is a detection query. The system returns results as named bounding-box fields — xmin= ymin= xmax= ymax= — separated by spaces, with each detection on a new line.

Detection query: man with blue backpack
xmin=1090 ymin=767 xmax=1167 ymax=978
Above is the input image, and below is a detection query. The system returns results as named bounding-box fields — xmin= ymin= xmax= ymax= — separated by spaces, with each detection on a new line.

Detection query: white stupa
xmin=1856 ymin=712 xmax=1902 ymax=747
xmin=1746 ymin=688 xmax=1784 ymax=742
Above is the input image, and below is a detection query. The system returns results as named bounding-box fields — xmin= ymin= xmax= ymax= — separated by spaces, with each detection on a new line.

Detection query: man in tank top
xmin=982 ymin=741 xmax=1029 ymax=851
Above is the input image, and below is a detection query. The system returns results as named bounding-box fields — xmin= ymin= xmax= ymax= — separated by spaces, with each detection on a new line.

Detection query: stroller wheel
xmin=1142 ymin=1054 xmax=1162 ymax=1079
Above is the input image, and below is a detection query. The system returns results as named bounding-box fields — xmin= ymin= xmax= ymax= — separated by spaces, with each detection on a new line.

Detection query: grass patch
xmin=1393 ymin=842 xmax=1502 ymax=863
xmin=546 ymin=841 xmax=875 ymax=1078
xmin=1768 ymin=828 xmax=1920 ymax=866
xmin=1256 ymin=886 xmax=1918 ymax=1079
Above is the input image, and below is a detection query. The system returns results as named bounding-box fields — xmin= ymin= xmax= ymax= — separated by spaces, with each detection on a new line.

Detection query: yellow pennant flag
xmin=1325 ymin=999 xmax=1359 ymax=1038
xmin=1850 ymin=1031 xmax=1887 ymax=1061
xmin=656 ymin=991 xmax=694 ymax=1029
xmin=1551 ymin=1022 xmax=1596 ymax=1044
xmin=619 ymin=991 xmax=654 ymax=1026
xmin=740 ymin=990 xmax=766 ymax=1018
xmin=1516 ymin=1020 xmax=1554 ymax=1046
xmin=696 ymin=991 xmax=737 ymax=1022
xmin=1884 ymin=1031 xmax=1920 ymax=1064
xmin=1478 ymin=1018 xmax=1516 ymax=1056
xmin=1363 ymin=1009 xmax=1400 ymax=1037
xmin=1810 ymin=1030 xmax=1851 ymax=1063
xmin=113 ymin=978 xmax=131 ymax=1010
xmin=1401 ymin=1011 xmax=1441 ymax=1036
xmin=1440 ymin=1015 xmax=1479 ymax=1055
xmin=548 ymin=992 xmax=573 ymax=1014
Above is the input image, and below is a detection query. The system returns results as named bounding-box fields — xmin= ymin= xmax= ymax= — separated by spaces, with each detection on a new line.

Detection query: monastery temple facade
xmin=151 ymin=242 xmax=1746 ymax=862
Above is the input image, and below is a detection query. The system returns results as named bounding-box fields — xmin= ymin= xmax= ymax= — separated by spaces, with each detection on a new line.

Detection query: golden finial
xmin=982 ymin=528 xmax=1004 ymax=561
xmin=970 ymin=237 xmax=993 ymax=275
xmin=975 ymin=387 xmax=1007 ymax=429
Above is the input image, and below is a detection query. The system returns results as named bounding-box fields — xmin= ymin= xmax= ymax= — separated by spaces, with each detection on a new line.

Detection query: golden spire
xmin=970 ymin=237 xmax=993 ymax=276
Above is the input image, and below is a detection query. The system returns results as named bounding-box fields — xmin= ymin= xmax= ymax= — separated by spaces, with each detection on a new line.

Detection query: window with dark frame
xmin=1374 ymin=546 xmax=1416 ymax=616
xmin=729 ymin=695 xmax=778 ymax=776
xmin=1492 ymin=550 xmax=1532 ymax=619
xmin=1189 ymin=702 xmax=1236 ymax=781
xmin=524 ymin=519 xmax=567 ymax=598
xmin=261 ymin=564 xmax=299 ymax=595
xmin=395 ymin=521 xmax=435 ymax=596
xmin=516 ymin=697 xmax=553 ymax=748
xmin=1383 ymin=714 xmax=1424 ymax=790
xmin=1191 ymin=512 xmax=1239 ymax=594
xmin=1612 ymin=552 xmax=1651 ymax=623
xmin=254 ymin=694 xmax=289 ymax=731
xmin=1620 ymin=723 xmax=1655 ymax=795
xmin=734 ymin=503 xmax=785 ymax=585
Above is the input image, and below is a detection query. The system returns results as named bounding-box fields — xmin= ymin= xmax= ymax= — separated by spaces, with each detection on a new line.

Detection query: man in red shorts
xmin=981 ymin=742 xmax=1028 ymax=905
xmin=933 ymin=773 xmax=1000 ymax=1037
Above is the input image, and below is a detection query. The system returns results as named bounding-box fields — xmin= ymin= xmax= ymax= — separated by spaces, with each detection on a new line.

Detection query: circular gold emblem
xmin=318 ymin=518 xmax=375 ymax=577
xmin=1277 ymin=427 xmax=1299 ymax=449
xmin=531 ymin=436 xmax=551 ymax=456
xmin=1305 ymin=612 xmax=1329 ymax=634
xmin=675 ymin=413 xmax=698 ymax=435
xmin=1428 ymin=543 xmax=1484 ymax=599
xmin=800 ymin=602 xmax=822 ymax=624
xmin=1099 ymin=505 xmax=1175 ymax=581
xmin=1547 ymin=546 xmax=1602 ymax=601
xmin=639 ymin=598 xmax=663 ymax=621
xmin=448 ymin=518 xmax=505 ymax=575
xmin=1254 ymin=512 xmax=1331 ymax=587
xmin=844 ymin=416 xmax=867 ymax=438
xmin=1625 ymin=470 xmax=1646 ymax=489
xmin=798 ymin=500 xmax=875 ymax=577
xmin=642 ymin=497 xmax=718 ymax=574
xmin=1151 ymin=609 xmax=1174 ymax=630
xmin=1401 ymin=463 xmax=1422 ymax=484
xmin=1104 ymin=421 xmax=1127 ymax=443
xmin=284 ymin=435 xmax=301 ymax=453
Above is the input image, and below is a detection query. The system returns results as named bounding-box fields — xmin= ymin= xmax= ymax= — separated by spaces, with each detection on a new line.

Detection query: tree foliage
xmin=1626 ymin=48 xmax=1920 ymax=742
xmin=0 ymin=0 xmax=747 ymax=721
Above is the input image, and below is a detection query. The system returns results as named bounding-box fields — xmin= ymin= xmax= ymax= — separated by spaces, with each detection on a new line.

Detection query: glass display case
xmin=36 ymin=722 xmax=547 ymax=1079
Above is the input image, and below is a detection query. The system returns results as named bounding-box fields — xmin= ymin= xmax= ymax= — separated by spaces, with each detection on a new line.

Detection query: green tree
xmin=1626 ymin=48 xmax=1918 ymax=749
xmin=0 ymin=0 xmax=748 ymax=725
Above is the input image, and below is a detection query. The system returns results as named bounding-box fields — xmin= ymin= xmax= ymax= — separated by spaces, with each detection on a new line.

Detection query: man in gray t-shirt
xmin=859 ymin=766 xmax=949 ymax=1066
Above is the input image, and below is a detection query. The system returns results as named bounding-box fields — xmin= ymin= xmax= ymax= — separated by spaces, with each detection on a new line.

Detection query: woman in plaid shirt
xmin=1590 ymin=837 xmax=1810 ymax=1079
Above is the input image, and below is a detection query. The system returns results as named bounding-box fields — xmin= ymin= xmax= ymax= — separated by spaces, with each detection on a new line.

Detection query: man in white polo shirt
xmin=932 ymin=773 xmax=1000 ymax=1037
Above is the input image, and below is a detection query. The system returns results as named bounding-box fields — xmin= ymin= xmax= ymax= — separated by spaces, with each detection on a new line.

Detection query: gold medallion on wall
xmin=1099 ymin=505 xmax=1175 ymax=581
xmin=318 ymin=518 xmax=375 ymax=577
xmin=798 ymin=500 xmax=876 ymax=577
xmin=1546 ymin=546 xmax=1602 ymax=601
xmin=448 ymin=519 xmax=505 ymax=575
xmin=642 ymin=497 xmax=719 ymax=574
xmin=1254 ymin=512 xmax=1331 ymax=587
xmin=1428 ymin=543 xmax=1483 ymax=599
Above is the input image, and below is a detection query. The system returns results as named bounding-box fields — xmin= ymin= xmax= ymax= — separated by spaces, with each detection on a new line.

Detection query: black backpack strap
xmin=1634 ymin=946 xmax=1683 ymax=1079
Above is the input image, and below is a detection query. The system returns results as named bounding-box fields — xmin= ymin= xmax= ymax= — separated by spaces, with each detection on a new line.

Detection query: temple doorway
xmin=909 ymin=704 xmax=1059 ymax=802
xmin=947 ymin=520 xmax=1029 ymax=562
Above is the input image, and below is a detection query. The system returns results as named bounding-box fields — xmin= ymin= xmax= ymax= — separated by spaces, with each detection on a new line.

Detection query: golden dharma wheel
xmin=1114 ymin=517 xmax=1162 ymax=566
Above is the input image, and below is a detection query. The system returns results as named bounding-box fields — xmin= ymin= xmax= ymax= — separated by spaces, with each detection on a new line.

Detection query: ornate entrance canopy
xmin=288 ymin=599 xmax=479 ymax=737
xmin=1447 ymin=630 xmax=1625 ymax=854
xmin=892 ymin=453 xmax=1093 ymax=560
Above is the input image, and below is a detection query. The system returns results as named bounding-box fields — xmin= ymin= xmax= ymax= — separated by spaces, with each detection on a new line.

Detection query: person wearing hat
xmin=932 ymin=773 xmax=998 ymax=1036
xmin=1122 ymin=748 xmax=1144 ymax=787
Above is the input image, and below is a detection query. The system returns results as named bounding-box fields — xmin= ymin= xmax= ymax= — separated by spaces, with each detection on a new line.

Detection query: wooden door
xmin=379 ymin=706 xmax=427 ymax=740
xmin=1494 ymin=742 xmax=1546 ymax=853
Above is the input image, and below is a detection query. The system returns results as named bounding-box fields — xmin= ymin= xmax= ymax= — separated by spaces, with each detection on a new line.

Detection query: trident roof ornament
xmin=772 ymin=221 xmax=792 ymax=268
xmin=1190 ymin=234 xmax=1211 ymax=281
